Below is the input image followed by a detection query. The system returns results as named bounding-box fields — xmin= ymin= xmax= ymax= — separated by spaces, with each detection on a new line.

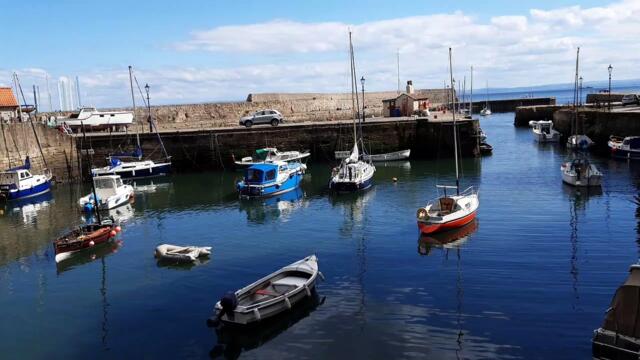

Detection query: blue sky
xmin=1 ymin=0 xmax=637 ymax=108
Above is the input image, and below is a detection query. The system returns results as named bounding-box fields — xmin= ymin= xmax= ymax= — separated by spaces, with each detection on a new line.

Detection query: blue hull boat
xmin=0 ymin=158 xmax=53 ymax=202
xmin=237 ymin=161 xmax=305 ymax=198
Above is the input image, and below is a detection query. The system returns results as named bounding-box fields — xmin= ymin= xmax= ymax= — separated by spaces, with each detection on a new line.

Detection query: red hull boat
xmin=53 ymin=224 xmax=117 ymax=263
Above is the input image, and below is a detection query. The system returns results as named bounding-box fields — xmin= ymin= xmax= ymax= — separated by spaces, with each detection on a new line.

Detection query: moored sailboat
xmin=416 ymin=48 xmax=479 ymax=235
xmin=329 ymin=30 xmax=376 ymax=192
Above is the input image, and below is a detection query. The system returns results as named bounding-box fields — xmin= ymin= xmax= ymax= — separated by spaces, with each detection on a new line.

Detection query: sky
xmin=1 ymin=0 xmax=638 ymax=109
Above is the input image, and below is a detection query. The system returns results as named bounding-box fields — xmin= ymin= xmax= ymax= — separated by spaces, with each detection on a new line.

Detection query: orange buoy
xmin=110 ymin=230 xmax=117 ymax=237
xmin=89 ymin=240 xmax=95 ymax=246
xmin=115 ymin=226 xmax=122 ymax=233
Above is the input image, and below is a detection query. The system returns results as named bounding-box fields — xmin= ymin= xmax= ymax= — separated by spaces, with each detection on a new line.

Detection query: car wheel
xmin=271 ymin=119 xmax=279 ymax=126
xmin=245 ymin=120 xmax=253 ymax=128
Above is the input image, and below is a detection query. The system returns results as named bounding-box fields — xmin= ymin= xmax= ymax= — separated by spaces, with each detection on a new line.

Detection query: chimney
xmin=406 ymin=80 xmax=414 ymax=94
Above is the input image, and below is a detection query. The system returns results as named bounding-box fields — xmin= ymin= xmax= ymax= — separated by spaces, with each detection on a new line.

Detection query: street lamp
xmin=608 ymin=64 xmax=613 ymax=111
xmin=578 ymin=76 xmax=583 ymax=106
xmin=145 ymin=83 xmax=152 ymax=132
xmin=360 ymin=76 xmax=366 ymax=122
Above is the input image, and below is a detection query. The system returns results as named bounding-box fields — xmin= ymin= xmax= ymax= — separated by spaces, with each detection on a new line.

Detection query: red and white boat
xmin=416 ymin=186 xmax=478 ymax=234
xmin=416 ymin=48 xmax=480 ymax=235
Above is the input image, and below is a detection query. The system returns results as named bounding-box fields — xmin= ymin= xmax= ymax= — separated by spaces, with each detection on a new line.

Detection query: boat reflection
xmin=156 ymin=257 xmax=210 ymax=270
xmin=0 ymin=191 xmax=53 ymax=223
xmin=56 ymin=240 xmax=122 ymax=274
xmin=238 ymin=187 xmax=305 ymax=224
xmin=418 ymin=219 xmax=478 ymax=256
xmin=128 ymin=177 xmax=173 ymax=194
xmin=82 ymin=204 xmax=135 ymax=224
xmin=209 ymin=290 xmax=324 ymax=359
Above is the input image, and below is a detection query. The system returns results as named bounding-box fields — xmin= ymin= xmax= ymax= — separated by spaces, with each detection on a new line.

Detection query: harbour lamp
xmin=608 ymin=65 xmax=613 ymax=111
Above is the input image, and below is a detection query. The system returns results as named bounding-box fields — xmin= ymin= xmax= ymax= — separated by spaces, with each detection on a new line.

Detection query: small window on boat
xmin=111 ymin=114 xmax=115 ymax=117
xmin=100 ymin=115 xmax=104 ymax=117
xmin=265 ymin=169 xmax=276 ymax=181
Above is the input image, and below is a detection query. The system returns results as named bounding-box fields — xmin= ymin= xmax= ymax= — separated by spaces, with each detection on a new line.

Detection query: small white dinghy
xmin=209 ymin=255 xmax=321 ymax=326
xmin=154 ymin=244 xmax=212 ymax=263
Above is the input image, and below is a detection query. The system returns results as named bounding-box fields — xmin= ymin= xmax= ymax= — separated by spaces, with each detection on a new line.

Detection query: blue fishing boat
xmin=0 ymin=157 xmax=52 ymax=202
xmin=237 ymin=161 xmax=305 ymax=198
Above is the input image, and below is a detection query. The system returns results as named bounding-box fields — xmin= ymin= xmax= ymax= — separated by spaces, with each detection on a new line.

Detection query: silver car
xmin=622 ymin=94 xmax=640 ymax=106
xmin=239 ymin=109 xmax=284 ymax=128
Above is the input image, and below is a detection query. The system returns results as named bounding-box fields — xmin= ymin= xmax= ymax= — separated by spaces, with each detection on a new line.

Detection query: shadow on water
xmin=209 ymin=291 xmax=325 ymax=359
xmin=155 ymin=257 xmax=210 ymax=270
xmin=237 ymin=187 xmax=306 ymax=224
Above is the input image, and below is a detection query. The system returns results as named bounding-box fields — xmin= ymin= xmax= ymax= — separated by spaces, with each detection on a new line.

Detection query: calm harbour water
xmin=1 ymin=112 xmax=640 ymax=359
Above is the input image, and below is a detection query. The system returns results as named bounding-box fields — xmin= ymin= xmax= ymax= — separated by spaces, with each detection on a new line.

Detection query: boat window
xmin=116 ymin=178 xmax=123 ymax=187
xmin=247 ymin=169 xmax=262 ymax=182
xmin=100 ymin=115 xmax=104 ymax=117
xmin=111 ymin=114 xmax=115 ymax=117
xmin=265 ymin=169 xmax=276 ymax=181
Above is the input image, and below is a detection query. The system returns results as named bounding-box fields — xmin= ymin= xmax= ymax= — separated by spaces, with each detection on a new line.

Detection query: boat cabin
xmin=622 ymin=136 xmax=640 ymax=150
xmin=67 ymin=107 xmax=98 ymax=119
xmin=244 ymin=163 xmax=284 ymax=184
xmin=535 ymin=121 xmax=553 ymax=134
xmin=0 ymin=169 xmax=34 ymax=189
xmin=94 ymin=175 xmax=124 ymax=199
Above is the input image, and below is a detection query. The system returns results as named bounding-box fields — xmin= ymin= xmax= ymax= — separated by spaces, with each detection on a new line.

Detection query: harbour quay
xmin=75 ymin=116 xmax=480 ymax=175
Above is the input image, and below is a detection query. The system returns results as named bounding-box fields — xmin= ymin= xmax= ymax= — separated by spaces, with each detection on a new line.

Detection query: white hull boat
xmin=363 ymin=149 xmax=410 ymax=162
xmin=480 ymin=107 xmax=492 ymax=116
xmin=56 ymin=107 xmax=133 ymax=131
xmin=155 ymin=244 xmax=212 ymax=263
xmin=78 ymin=175 xmax=134 ymax=211
xmin=329 ymin=145 xmax=375 ymax=192
xmin=210 ymin=255 xmax=320 ymax=326
xmin=529 ymin=120 xmax=560 ymax=142
xmin=566 ymin=135 xmax=594 ymax=150
xmin=561 ymin=159 xmax=602 ymax=187
xmin=92 ymin=159 xmax=171 ymax=179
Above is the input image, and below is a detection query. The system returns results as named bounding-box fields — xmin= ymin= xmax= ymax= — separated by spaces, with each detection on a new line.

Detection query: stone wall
xmin=0 ymin=122 xmax=80 ymax=182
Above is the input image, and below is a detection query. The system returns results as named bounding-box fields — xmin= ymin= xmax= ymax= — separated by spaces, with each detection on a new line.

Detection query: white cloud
xmin=4 ymin=1 xmax=639 ymax=107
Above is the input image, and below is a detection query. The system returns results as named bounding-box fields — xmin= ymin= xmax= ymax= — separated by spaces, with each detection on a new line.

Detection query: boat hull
xmin=92 ymin=162 xmax=171 ymax=179
xmin=53 ymin=224 xmax=115 ymax=263
xmin=561 ymin=173 xmax=602 ymax=187
xmin=610 ymin=148 xmax=640 ymax=160
xmin=238 ymin=172 xmax=303 ymax=198
xmin=0 ymin=179 xmax=51 ymax=202
xmin=329 ymin=175 xmax=373 ymax=192
xmin=418 ymin=209 xmax=477 ymax=234
xmin=593 ymin=328 xmax=640 ymax=360
xmin=363 ymin=150 xmax=410 ymax=162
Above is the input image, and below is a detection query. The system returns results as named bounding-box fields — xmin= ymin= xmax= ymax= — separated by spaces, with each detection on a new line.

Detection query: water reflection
xmin=0 ymin=191 xmax=53 ymax=223
xmin=329 ymin=188 xmax=376 ymax=237
xmin=418 ymin=220 xmax=479 ymax=256
xmin=156 ymin=257 xmax=210 ymax=270
xmin=82 ymin=204 xmax=135 ymax=224
xmin=209 ymin=291 xmax=324 ymax=359
xmin=55 ymin=240 xmax=123 ymax=275
xmin=237 ymin=187 xmax=306 ymax=224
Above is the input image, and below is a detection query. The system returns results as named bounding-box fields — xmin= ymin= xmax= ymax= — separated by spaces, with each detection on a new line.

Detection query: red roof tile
xmin=0 ymin=87 xmax=18 ymax=108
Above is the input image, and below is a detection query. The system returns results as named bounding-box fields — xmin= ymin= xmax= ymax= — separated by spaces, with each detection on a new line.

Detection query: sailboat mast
xmin=348 ymin=31 xmax=357 ymax=148
xmin=573 ymin=47 xmax=580 ymax=136
xmin=470 ymin=66 xmax=473 ymax=115
xmin=128 ymin=66 xmax=140 ymax=149
xmin=448 ymin=48 xmax=460 ymax=195
xmin=397 ymin=49 xmax=400 ymax=94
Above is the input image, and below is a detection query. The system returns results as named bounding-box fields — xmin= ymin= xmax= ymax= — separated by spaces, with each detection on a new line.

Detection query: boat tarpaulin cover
xmin=602 ymin=265 xmax=640 ymax=338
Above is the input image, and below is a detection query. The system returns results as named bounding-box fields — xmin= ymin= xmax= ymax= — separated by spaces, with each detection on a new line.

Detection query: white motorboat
xmin=234 ymin=147 xmax=310 ymax=169
xmin=78 ymin=175 xmax=134 ymax=211
xmin=56 ymin=107 xmax=133 ymax=131
xmin=0 ymin=157 xmax=52 ymax=202
xmin=480 ymin=107 xmax=492 ymax=116
xmin=561 ymin=158 xmax=602 ymax=187
xmin=209 ymin=255 xmax=320 ymax=326
xmin=154 ymin=244 xmax=212 ymax=263
xmin=416 ymin=48 xmax=479 ymax=235
xmin=363 ymin=149 xmax=410 ymax=162
xmin=529 ymin=120 xmax=560 ymax=142
xmin=566 ymin=135 xmax=594 ymax=150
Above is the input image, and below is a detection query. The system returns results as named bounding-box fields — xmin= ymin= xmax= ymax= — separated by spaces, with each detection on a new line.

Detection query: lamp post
xmin=145 ymin=83 xmax=152 ymax=132
xmin=608 ymin=64 xmax=613 ymax=111
xmin=578 ymin=76 xmax=583 ymax=106
xmin=360 ymin=76 xmax=365 ymax=123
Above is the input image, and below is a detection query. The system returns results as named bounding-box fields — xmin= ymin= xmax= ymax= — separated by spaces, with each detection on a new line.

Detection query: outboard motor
xmin=207 ymin=292 xmax=237 ymax=327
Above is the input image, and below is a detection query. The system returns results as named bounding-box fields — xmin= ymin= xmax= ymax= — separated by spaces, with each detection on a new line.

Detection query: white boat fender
xmin=253 ymin=308 xmax=261 ymax=321
xmin=318 ymin=271 xmax=325 ymax=281
xmin=285 ymin=297 xmax=292 ymax=309
xmin=304 ymin=285 xmax=311 ymax=297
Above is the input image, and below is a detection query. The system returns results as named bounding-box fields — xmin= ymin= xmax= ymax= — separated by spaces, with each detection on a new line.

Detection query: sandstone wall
xmin=0 ymin=122 xmax=80 ymax=182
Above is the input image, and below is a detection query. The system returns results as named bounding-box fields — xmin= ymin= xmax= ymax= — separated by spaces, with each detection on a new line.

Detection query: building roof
xmin=382 ymin=92 xmax=431 ymax=102
xmin=0 ymin=87 xmax=18 ymax=108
